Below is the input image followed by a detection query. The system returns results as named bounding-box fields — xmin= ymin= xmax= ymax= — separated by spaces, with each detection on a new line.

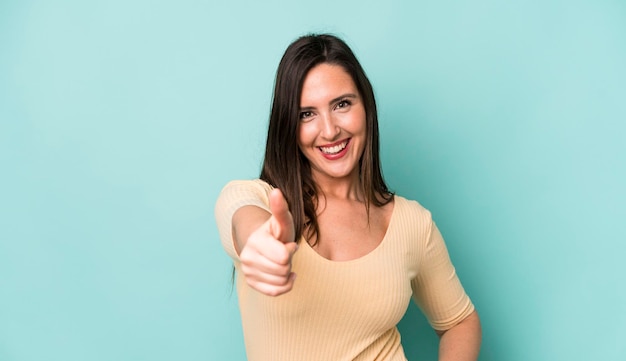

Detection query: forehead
xmin=300 ymin=63 xmax=358 ymax=105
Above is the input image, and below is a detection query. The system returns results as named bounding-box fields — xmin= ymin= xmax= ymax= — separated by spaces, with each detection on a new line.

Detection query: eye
xmin=299 ymin=110 xmax=313 ymax=120
xmin=336 ymin=99 xmax=352 ymax=109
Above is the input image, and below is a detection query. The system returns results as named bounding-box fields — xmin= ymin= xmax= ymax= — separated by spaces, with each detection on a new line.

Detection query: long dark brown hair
xmin=260 ymin=34 xmax=393 ymax=245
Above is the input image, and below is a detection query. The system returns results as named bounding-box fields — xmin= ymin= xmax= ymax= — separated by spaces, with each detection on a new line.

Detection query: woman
xmin=215 ymin=34 xmax=481 ymax=361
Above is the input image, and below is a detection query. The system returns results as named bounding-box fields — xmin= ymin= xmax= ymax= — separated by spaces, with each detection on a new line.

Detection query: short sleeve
xmin=411 ymin=221 xmax=475 ymax=331
xmin=214 ymin=179 xmax=273 ymax=260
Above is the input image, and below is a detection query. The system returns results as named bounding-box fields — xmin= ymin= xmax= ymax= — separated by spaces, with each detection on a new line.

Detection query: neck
xmin=312 ymin=171 xmax=364 ymax=202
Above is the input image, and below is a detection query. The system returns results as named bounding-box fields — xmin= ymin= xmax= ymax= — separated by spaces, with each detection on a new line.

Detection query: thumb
xmin=268 ymin=188 xmax=294 ymax=243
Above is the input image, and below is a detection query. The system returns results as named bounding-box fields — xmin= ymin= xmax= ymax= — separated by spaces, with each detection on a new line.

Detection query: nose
xmin=320 ymin=112 xmax=340 ymax=140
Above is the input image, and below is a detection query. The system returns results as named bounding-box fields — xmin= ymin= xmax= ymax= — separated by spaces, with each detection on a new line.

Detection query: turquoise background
xmin=1 ymin=0 xmax=625 ymax=360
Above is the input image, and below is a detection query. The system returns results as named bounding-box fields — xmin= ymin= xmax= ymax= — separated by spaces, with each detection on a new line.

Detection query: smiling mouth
xmin=319 ymin=139 xmax=349 ymax=155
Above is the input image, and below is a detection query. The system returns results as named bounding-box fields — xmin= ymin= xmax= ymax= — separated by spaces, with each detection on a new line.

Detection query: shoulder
xmin=219 ymin=179 xmax=274 ymax=199
xmin=390 ymin=194 xmax=436 ymax=246
xmin=215 ymin=179 xmax=274 ymax=214
xmin=393 ymin=194 xmax=433 ymax=223
xmin=219 ymin=179 xmax=273 ymax=196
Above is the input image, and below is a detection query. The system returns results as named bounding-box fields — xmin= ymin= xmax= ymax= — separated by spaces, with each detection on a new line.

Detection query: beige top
xmin=215 ymin=180 xmax=475 ymax=361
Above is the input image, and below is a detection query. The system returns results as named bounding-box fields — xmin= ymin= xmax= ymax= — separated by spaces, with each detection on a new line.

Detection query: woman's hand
xmin=236 ymin=189 xmax=298 ymax=296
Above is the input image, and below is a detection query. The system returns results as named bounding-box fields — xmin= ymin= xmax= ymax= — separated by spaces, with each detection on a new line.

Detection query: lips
xmin=317 ymin=138 xmax=351 ymax=160
xmin=319 ymin=139 xmax=349 ymax=155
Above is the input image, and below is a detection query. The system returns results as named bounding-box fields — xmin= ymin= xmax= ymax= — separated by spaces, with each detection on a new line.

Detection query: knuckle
xmin=276 ymin=250 xmax=291 ymax=265
xmin=281 ymin=265 xmax=292 ymax=277
xmin=240 ymin=255 xmax=255 ymax=267
xmin=279 ymin=276 xmax=291 ymax=286
xmin=266 ymin=288 xmax=282 ymax=297
xmin=242 ymin=268 xmax=255 ymax=279
xmin=276 ymin=255 xmax=288 ymax=265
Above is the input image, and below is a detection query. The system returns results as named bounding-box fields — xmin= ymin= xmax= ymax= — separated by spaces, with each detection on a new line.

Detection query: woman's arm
xmin=436 ymin=310 xmax=482 ymax=361
xmin=232 ymin=188 xmax=298 ymax=296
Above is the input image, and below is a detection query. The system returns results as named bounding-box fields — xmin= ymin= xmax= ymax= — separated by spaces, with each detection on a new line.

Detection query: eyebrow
xmin=299 ymin=93 xmax=359 ymax=111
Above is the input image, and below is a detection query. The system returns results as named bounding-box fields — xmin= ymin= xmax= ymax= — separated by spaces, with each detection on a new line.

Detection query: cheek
xmin=344 ymin=103 xmax=365 ymax=124
xmin=297 ymin=123 xmax=315 ymax=147
xmin=349 ymin=109 xmax=367 ymax=134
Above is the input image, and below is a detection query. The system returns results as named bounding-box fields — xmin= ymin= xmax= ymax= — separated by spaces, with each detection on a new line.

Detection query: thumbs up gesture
xmin=239 ymin=189 xmax=298 ymax=296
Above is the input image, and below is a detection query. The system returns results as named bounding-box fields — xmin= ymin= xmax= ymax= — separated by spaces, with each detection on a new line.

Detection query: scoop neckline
xmin=299 ymin=195 xmax=400 ymax=265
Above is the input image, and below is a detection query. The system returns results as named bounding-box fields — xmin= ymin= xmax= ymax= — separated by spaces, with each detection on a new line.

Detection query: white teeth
xmin=320 ymin=140 xmax=348 ymax=154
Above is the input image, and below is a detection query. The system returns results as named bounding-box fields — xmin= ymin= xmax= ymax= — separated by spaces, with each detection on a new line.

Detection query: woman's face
xmin=297 ymin=63 xmax=366 ymax=184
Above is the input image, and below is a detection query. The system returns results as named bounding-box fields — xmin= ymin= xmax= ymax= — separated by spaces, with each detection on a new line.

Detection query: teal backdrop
xmin=1 ymin=0 xmax=625 ymax=360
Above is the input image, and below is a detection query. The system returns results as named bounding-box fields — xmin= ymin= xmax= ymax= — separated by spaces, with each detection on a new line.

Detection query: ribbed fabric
xmin=215 ymin=180 xmax=475 ymax=361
